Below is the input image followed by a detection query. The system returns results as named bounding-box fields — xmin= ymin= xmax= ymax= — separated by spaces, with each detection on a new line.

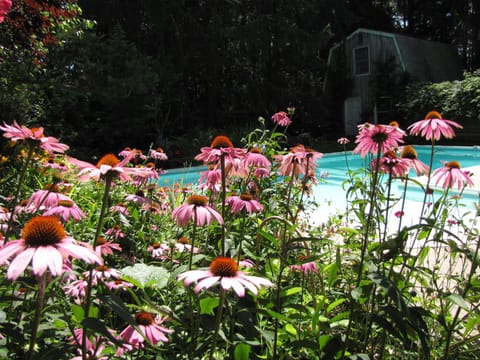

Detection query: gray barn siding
xmin=344 ymin=31 xmax=402 ymax=112
xmin=325 ymin=28 xmax=463 ymax=134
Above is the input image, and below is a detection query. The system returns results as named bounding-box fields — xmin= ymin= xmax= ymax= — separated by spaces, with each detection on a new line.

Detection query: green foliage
xmin=398 ymin=71 xmax=480 ymax=142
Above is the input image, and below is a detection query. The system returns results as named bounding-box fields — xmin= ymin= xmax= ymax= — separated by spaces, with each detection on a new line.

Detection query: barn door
xmin=344 ymin=97 xmax=361 ymax=136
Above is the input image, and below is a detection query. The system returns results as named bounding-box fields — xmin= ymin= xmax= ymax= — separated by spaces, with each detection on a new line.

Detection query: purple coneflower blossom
xmin=125 ymin=190 xmax=151 ymax=205
xmin=271 ymin=111 xmax=292 ymax=127
xmin=147 ymin=242 xmax=169 ymax=258
xmin=0 ymin=216 xmax=102 ymax=280
xmin=42 ymin=156 xmax=68 ymax=172
xmin=149 ymin=147 xmax=168 ymax=160
xmin=177 ymin=256 xmax=273 ymax=297
xmin=0 ymin=120 xmax=69 ymax=154
xmin=64 ymin=278 xmax=89 ymax=304
xmin=239 ymin=258 xmax=255 ymax=268
xmin=226 ymin=193 xmax=263 ymax=214
xmin=243 ymin=148 xmax=271 ymax=169
xmin=109 ymin=203 xmax=129 ymax=215
xmin=194 ymin=135 xmax=245 ymax=164
xmin=254 ymin=167 xmax=271 ymax=178
xmin=105 ymin=225 xmax=125 ymax=240
xmin=118 ymin=312 xmax=172 ymax=353
xmin=106 ymin=279 xmax=134 ymax=291
xmin=274 ymin=144 xmax=322 ymax=178
xmin=289 ymin=261 xmax=319 ymax=275
xmin=67 ymin=153 xmax=137 ymax=182
xmin=225 ymin=157 xmax=249 ymax=178
xmin=337 ymin=137 xmax=350 ymax=145
xmin=95 ymin=236 xmax=122 ymax=256
xmin=42 ymin=199 xmax=86 ymax=222
xmin=353 ymin=123 xmax=405 ymax=158
xmin=400 ymin=145 xmax=430 ymax=176
xmin=171 ymin=195 xmax=223 ymax=227
xmin=431 ymin=161 xmax=474 ymax=190
xmin=376 ymin=150 xmax=410 ymax=177
xmin=70 ymin=328 xmax=110 ymax=360
xmin=87 ymin=265 xmax=121 ymax=286
xmin=198 ymin=167 xmax=223 ymax=193
xmin=26 ymin=184 xmax=73 ymax=212
xmin=408 ymin=111 xmax=463 ymax=141
xmin=0 ymin=206 xmax=13 ymax=223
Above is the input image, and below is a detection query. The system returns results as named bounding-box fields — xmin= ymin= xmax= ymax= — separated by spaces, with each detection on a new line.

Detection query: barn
xmin=324 ymin=28 xmax=463 ymax=135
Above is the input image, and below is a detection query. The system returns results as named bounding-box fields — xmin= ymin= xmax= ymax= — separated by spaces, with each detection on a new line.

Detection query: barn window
xmin=354 ymin=46 xmax=370 ymax=75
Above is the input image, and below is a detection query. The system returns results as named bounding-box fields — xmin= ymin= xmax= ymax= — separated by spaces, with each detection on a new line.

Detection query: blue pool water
xmin=158 ymin=145 xmax=480 ymax=207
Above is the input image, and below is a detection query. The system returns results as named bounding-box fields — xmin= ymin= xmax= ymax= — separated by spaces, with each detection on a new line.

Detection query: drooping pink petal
xmin=7 ymin=248 xmax=35 ymax=280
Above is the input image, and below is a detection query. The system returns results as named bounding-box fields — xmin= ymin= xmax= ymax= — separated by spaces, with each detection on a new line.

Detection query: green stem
xmin=210 ymin=288 xmax=226 ymax=359
xmin=236 ymin=215 xmax=247 ymax=265
xmin=4 ymin=144 xmax=35 ymax=242
xmin=442 ymin=229 xmax=480 ymax=359
xmin=189 ymin=212 xmax=198 ymax=270
xmin=26 ymin=273 xmax=47 ymax=360
xmin=82 ymin=174 xmax=113 ymax=360
xmin=340 ymin=146 xmax=382 ymax=359
xmin=220 ymin=155 xmax=227 ymax=256
xmin=418 ymin=141 xmax=435 ymax=221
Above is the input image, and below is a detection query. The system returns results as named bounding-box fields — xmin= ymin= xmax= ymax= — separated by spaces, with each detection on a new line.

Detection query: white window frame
xmin=353 ymin=46 xmax=370 ymax=76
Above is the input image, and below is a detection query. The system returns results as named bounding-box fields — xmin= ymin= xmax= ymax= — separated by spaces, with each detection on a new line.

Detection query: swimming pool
xmin=158 ymin=145 xmax=480 ymax=207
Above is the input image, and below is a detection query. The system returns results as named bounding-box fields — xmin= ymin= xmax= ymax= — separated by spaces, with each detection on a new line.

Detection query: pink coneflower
xmin=147 ymin=242 xmax=170 ymax=259
xmin=254 ymin=167 xmax=270 ymax=178
xmin=26 ymin=184 xmax=72 ymax=212
xmin=239 ymin=258 xmax=255 ymax=268
xmin=42 ymin=156 xmax=68 ymax=172
xmin=289 ymin=261 xmax=319 ymax=275
xmin=105 ymin=225 xmax=125 ymax=240
xmin=174 ymin=236 xmax=199 ymax=253
xmin=95 ymin=236 xmax=122 ymax=256
xmin=353 ymin=123 xmax=405 ymax=158
xmin=194 ymin=135 xmax=245 ymax=164
xmin=377 ymin=150 xmax=410 ymax=177
xmin=0 ymin=121 xmax=69 ymax=154
xmin=0 ymin=206 xmax=13 ymax=223
xmin=106 ymin=279 xmax=134 ymax=291
xmin=0 ymin=216 xmax=102 ymax=280
xmin=67 ymin=153 xmax=137 ymax=182
xmin=337 ymin=137 xmax=350 ymax=145
xmin=119 ymin=312 xmax=172 ymax=351
xmin=149 ymin=147 xmax=168 ymax=160
xmin=171 ymin=195 xmax=223 ymax=227
xmin=274 ymin=144 xmax=323 ymax=178
xmin=243 ymin=148 xmax=271 ymax=169
xmin=400 ymin=145 xmax=430 ymax=176
xmin=226 ymin=193 xmax=264 ymax=214
xmin=177 ymin=256 xmax=273 ymax=297
xmin=198 ymin=167 xmax=222 ymax=193
xmin=431 ymin=161 xmax=474 ymax=190
xmin=0 ymin=0 xmax=12 ymax=22
xmin=63 ymin=279 xmax=89 ymax=303
xmin=125 ymin=190 xmax=151 ymax=205
xmin=87 ymin=265 xmax=121 ymax=286
xmin=271 ymin=111 xmax=292 ymax=127
xmin=70 ymin=328 xmax=109 ymax=360
xmin=42 ymin=199 xmax=86 ymax=222
xmin=109 ymin=203 xmax=129 ymax=215
xmin=408 ymin=111 xmax=463 ymax=141
xmin=225 ymin=157 xmax=249 ymax=178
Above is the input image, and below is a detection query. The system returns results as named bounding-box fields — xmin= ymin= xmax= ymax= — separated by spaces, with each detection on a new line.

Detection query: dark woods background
xmin=1 ymin=0 xmax=479 ymax=164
